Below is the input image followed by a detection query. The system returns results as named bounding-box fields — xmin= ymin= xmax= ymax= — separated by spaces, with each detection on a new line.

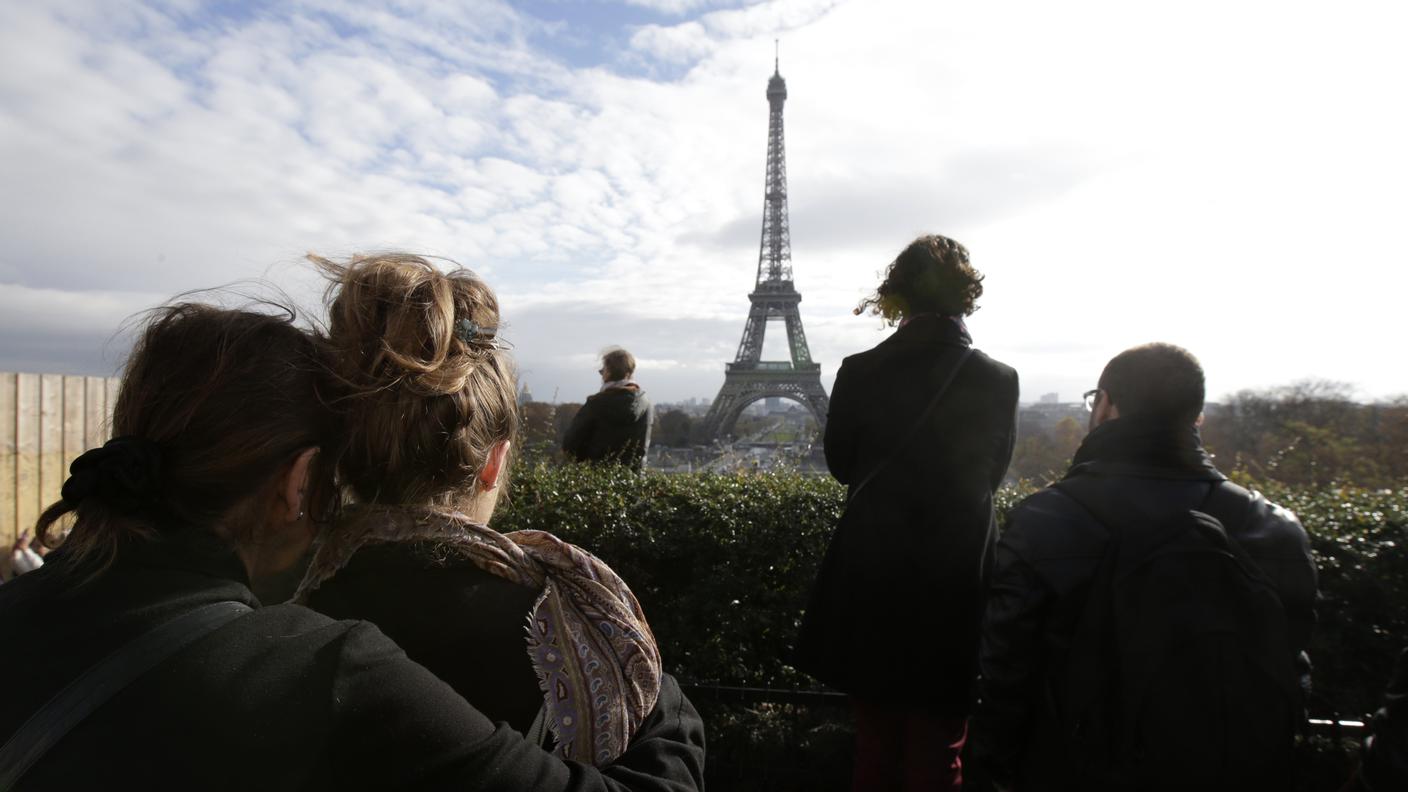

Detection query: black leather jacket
xmin=970 ymin=415 xmax=1319 ymax=789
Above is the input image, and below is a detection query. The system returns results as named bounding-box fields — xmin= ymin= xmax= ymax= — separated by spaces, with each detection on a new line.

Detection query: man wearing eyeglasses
xmin=970 ymin=343 xmax=1318 ymax=792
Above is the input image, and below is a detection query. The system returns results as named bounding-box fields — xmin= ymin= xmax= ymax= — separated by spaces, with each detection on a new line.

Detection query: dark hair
xmin=36 ymin=303 xmax=342 ymax=580
xmin=601 ymin=347 xmax=635 ymax=381
xmin=1098 ymin=343 xmax=1206 ymax=425
xmin=855 ymin=234 xmax=984 ymax=322
xmin=314 ymin=253 xmax=519 ymax=506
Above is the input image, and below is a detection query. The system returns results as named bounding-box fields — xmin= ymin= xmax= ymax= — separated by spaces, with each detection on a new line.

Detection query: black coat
xmin=305 ymin=541 xmax=554 ymax=735
xmin=0 ymin=532 xmax=705 ymax=791
xmin=794 ymin=316 xmax=1019 ymax=714
xmin=970 ymin=414 xmax=1319 ymax=790
xmin=563 ymin=385 xmax=654 ymax=470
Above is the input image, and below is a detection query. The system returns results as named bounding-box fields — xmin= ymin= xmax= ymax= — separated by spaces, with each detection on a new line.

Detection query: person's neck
xmin=407 ymin=489 xmax=498 ymax=526
xmin=1072 ymin=413 xmax=1214 ymax=476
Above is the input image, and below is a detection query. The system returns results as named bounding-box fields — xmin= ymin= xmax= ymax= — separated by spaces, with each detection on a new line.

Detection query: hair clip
xmin=455 ymin=318 xmax=499 ymax=345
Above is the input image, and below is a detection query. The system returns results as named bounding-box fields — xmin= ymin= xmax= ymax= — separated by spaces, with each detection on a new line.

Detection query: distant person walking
xmin=795 ymin=235 xmax=1019 ymax=792
xmin=563 ymin=347 xmax=654 ymax=470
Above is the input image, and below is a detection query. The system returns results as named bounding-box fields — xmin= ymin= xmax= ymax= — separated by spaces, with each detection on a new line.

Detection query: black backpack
xmin=1051 ymin=478 xmax=1301 ymax=791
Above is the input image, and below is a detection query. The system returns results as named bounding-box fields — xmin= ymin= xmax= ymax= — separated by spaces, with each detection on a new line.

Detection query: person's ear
xmin=477 ymin=440 xmax=512 ymax=492
xmin=1089 ymin=391 xmax=1120 ymax=430
xmin=1195 ymin=412 xmax=1205 ymax=428
xmin=277 ymin=448 xmax=320 ymax=523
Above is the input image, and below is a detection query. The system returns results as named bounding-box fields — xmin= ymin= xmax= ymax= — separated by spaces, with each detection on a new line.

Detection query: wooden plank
xmin=84 ymin=377 xmax=107 ymax=450
xmin=38 ymin=374 xmax=63 ymax=518
xmin=63 ymin=376 xmax=85 ymax=479
xmin=15 ymin=373 xmax=41 ymax=543
xmin=0 ymin=373 xmax=16 ymax=549
xmin=106 ymin=378 xmax=120 ymax=437
xmin=59 ymin=376 xmax=87 ymax=535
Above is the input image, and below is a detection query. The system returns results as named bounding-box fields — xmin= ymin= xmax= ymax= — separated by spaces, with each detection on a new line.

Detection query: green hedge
xmin=1246 ymin=480 xmax=1408 ymax=717
xmin=495 ymin=465 xmax=1407 ymax=790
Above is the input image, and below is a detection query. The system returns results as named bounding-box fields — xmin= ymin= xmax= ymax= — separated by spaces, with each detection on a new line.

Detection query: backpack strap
xmin=1045 ymin=476 xmax=1126 ymax=772
xmin=843 ymin=347 xmax=973 ymax=509
xmin=1194 ymin=481 xmax=1285 ymax=596
xmin=0 ymin=600 xmax=252 ymax=789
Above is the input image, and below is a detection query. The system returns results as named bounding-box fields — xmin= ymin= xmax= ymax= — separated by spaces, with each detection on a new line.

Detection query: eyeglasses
xmin=1083 ymin=388 xmax=1100 ymax=411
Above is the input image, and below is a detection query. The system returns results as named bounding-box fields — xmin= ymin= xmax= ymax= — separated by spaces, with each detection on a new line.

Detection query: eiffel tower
xmin=700 ymin=54 xmax=829 ymax=442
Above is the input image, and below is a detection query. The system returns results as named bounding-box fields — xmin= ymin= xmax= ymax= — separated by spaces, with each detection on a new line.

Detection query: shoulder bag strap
xmin=0 ymin=600 xmax=252 ymax=790
xmin=843 ymin=347 xmax=973 ymax=509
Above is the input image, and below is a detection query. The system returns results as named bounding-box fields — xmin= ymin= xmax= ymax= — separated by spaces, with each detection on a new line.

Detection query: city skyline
xmin=2 ymin=1 xmax=1406 ymax=406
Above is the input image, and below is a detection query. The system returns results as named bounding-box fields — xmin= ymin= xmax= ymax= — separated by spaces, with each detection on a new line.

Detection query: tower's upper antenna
xmin=774 ymin=39 xmax=779 ymax=73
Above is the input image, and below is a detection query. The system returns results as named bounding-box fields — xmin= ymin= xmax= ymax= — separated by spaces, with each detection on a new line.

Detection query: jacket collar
xmin=110 ymin=529 xmax=253 ymax=587
xmin=1065 ymin=413 xmax=1223 ymax=481
xmin=882 ymin=314 xmax=972 ymax=351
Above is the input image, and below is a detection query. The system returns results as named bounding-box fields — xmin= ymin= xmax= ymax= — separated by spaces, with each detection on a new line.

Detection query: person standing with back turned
xmin=563 ymin=347 xmax=654 ymax=471
xmin=971 ymin=343 xmax=1319 ymax=792
xmin=795 ymin=234 xmax=1020 ymax=792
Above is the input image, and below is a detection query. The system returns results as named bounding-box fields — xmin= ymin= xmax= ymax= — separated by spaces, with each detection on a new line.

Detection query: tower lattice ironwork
xmin=700 ymin=56 xmax=829 ymax=442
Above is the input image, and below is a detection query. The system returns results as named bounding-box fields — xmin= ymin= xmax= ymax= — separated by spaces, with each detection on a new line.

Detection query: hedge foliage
xmin=1247 ymin=479 xmax=1408 ymax=716
xmin=496 ymin=463 xmax=1408 ymax=720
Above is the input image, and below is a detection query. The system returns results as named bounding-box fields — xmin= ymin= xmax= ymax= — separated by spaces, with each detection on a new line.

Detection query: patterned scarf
xmin=294 ymin=505 xmax=662 ymax=765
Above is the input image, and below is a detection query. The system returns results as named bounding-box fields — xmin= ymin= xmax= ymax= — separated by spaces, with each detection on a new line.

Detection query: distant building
xmin=1039 ymin=392 xmax=1060 ymax=404
xmin=517 ymin=382 xmax=533 ymax=405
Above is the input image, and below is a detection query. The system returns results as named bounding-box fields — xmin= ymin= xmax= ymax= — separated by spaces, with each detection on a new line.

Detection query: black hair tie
xmin=61 ymin=436 xmax=165 ymax=513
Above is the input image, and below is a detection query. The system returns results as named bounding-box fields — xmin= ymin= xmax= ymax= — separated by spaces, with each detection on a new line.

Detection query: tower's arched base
xmin=699 ymin=365 xmax=829 ymax=443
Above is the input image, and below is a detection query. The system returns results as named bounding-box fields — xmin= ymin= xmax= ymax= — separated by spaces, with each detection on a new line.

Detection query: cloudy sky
xmin=2 ymin=0 xmax=1405 ymax=406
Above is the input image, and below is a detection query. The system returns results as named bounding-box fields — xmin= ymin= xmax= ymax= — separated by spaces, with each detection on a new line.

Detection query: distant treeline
xmin=1011 ymin=380 xmax=1408 ymax=487
xmin=517 ymin=381 xmax=1408 ymax=487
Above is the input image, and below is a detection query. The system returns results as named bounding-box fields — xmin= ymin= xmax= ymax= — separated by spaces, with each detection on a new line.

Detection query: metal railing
xmin=682 ymin=684 xmax=1369 ymax=738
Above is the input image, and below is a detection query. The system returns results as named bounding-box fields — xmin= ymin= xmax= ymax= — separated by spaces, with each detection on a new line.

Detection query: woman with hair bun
xmin=0 ymin=300 xmax=703 ymax=790
xmin=795 ymin=235 xmax=1019 ymax=792
xmin=298 ymin=253 xmax=684 ymax=769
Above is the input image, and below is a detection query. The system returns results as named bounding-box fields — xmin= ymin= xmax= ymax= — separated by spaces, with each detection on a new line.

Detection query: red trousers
xmin=851 ymin=697 xmax=967 ymax=792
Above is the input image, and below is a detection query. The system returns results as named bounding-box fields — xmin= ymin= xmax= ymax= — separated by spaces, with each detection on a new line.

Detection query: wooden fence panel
xmin=84 ymin=377 xmax=107 ymax=450
xmin=0 ymin=374 xmax=15 ymax=547
xmin=59 ymin=377 xmax=87 ymax=533
xmin=15 ymin=373 xmax=41 ymax=543
xmin=38 ymin=375 xmax=64 ymax=520
xmin=106 ymin=379 xmax=119 ymax=429
xmin=0 ymin=372 xmax=119 ymax=557
xmin=63 ymin=377 xmax=85 ymax=481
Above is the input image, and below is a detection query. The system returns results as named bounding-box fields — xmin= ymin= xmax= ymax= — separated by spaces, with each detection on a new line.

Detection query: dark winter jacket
xmin=971 ymin=414 xmax=1319 ymax=790
xmin=306 ymin=541 xmax=546 ymax=734
xmin=0 ymin=531 xmax=706 ymax=791
xmin=794 ymin=315 xmax=1019 ymax=715
xmin=563 ymin=385 xmax=654 ymax=470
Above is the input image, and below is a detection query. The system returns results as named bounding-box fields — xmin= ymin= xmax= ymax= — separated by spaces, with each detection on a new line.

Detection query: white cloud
xmin=1 ymin=0 xmax=1406 ymax=404
xmin=623 ymin=0 xmax=717 ymax=15
xmin=630 ymin=22 xmax=715 ymax=64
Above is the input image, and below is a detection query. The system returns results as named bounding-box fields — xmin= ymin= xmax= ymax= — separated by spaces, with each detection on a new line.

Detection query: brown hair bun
xmin=313 ymin=253 xmax=519 ymax=506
